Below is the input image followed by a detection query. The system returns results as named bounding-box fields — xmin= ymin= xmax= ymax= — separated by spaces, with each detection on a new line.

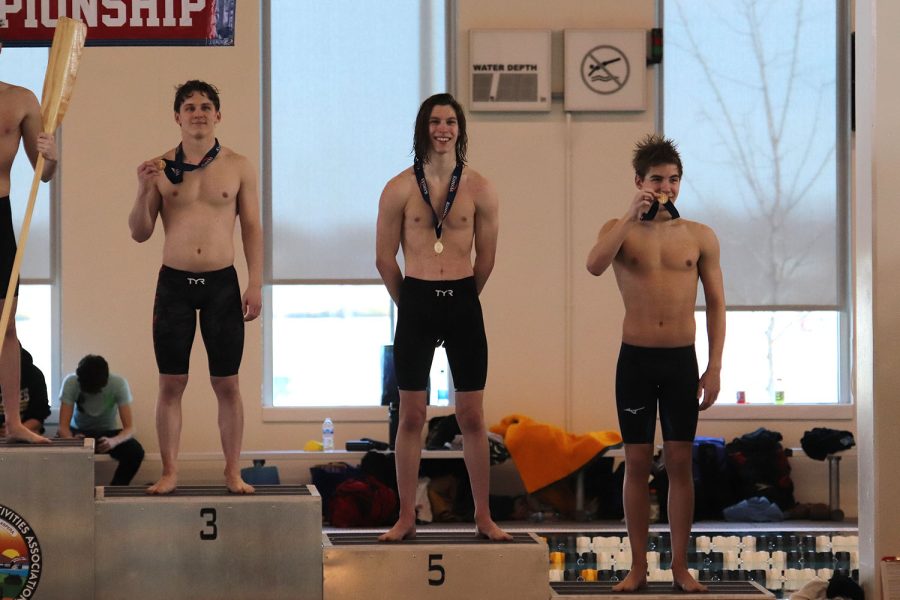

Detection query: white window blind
xmin=665 ymin=0 xmax=839 ymax=308
xmin=269 ymin=0 xmax=447 ymax=281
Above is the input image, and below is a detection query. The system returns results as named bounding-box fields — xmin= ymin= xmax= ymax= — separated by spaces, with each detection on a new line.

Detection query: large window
xmin=3 ymin=47 xmax=55 ymax=390
xmin=265 ymin=1 xmax=449 ymax=410
xmin=664 ymin=0 xmax=849 ymax=404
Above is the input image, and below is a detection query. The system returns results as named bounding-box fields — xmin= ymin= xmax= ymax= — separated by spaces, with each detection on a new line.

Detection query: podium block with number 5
xmin=323 ymin=531 xmax=547 ymax=600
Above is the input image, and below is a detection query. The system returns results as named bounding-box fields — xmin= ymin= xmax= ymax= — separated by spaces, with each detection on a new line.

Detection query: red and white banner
xmin=0 ymin=0 xmax=236 ymax=46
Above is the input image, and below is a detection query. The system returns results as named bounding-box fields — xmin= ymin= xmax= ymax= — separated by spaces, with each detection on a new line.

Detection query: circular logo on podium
xmin=0 ymin=504 xmax=42 ymax=600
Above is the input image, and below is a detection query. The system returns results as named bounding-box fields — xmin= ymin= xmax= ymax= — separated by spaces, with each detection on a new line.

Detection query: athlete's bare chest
xmin=0 ymin=105 xmax=24 ymax=144
xmin=404 ymin=192 xmax=475 ymax=232
xmin=158 ymin=161 xmax=239 ymax=211
xmin=404 ymin=172 xmax=476 ymax=232
xmin=620 ymin=226 xmax=700 ymax=273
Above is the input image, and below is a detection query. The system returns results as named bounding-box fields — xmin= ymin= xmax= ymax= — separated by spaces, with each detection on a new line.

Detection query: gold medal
xmin=656 ymin=192 xmax=670 ymax=205
xmin=434 ymin=240 xmax=444 ymax=254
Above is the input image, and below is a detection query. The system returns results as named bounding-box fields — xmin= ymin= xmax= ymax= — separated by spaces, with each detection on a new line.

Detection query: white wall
xmin=54 ymin=0 xmax=857 ymax=516
xmin=854 ymin=1 xmax=900 ymax=597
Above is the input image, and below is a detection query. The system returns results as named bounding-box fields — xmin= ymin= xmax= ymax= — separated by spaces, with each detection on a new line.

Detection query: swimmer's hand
xmin=36 ymin=132 xmax=58 ymax=162
xmin=137 ymin=158 xmax=164 ymax=188
xmin=628 ymin=190 xmax=657 ymax=221
xmin=242 ymin=286 xmax=262 ymax=322
xmin=697 ymin=368 xmax=720 ymax=410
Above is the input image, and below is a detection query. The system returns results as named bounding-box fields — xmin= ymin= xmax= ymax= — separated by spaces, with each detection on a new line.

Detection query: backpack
xmin=692 ymin=436 xmax=737 ymax=519
xmin=329 ymin=476 xmax=398 ymax=527
xmin=800 ymin=428 xmax=855 ymax=460
xmin=425 ymin=415 xmax=461 ymax=450
xmin=726 ymin=428 xmax=796 ymax=510
xmin=310 ymin=462 xmax=364 ymax=518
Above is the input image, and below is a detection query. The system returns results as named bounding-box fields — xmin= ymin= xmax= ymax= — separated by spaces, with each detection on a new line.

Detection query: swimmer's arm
xmin=19 ymin=88 xmax=58 ymax=182
xmin=129 ymin=159 xmax=164 ymax=242
xmin=376 ymin=176 xmax=406 ymax=305
xmin=587 ymin=189 xmax=656 ymax=276
xmin=697 ymin=226 xmax=725 ymax=410
xmin=473 ymin=176 xmax=499 ymax=294
xmin=237 ymin=157 xmax=263 ymax=321
xmin=586 ymin=218 xmax=631 ymax=276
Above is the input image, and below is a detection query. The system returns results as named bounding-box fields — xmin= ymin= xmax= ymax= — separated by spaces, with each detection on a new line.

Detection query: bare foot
xmin=225 ymin=473 xmax=255 ymax=494
xmin=672 ymin=569 xmax=707 ymax=593
xmin=611 ymin=569 xmax=647 ymax=592
xmin=4 ymin=424 xmax=50 ymax=444
xmin=378 ymin=520 xmax=416 ymax=542
xmin=476 ymin=519 xmax=513 ymax=541
xmin=146 ymin=473 xmax=178 ymax=495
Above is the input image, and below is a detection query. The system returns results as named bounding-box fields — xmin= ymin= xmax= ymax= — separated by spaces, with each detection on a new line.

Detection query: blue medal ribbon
xmin=641 ymin=199 xmax=680 ymax=221
xmin=413 ymin=159 xmax=464 ymax=242
xmin=163 ymin=138 xmax=221 ymax=184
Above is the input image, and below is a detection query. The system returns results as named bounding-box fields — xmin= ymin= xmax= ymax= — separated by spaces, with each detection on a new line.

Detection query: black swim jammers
xmin=393 ymin=276 xmax=488 ymax=392
xmin=1 ymin=197 xmax=19 ymax=300
xmin=615 ymin=342 xmax=700 ymax=444
xmin=152 ymin=265 xmax=244 ymax=377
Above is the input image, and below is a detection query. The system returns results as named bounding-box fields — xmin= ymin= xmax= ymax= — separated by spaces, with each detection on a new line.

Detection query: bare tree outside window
xmin=665 ymin=0 xmax=842 ymax=403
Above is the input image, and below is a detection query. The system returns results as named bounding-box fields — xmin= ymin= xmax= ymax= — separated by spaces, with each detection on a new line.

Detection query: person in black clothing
xmin=0 ymin=345 xmax=50 ymax=436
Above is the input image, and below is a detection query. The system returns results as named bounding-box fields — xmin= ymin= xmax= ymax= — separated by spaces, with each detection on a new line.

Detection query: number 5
xmin=428 ymin=553 xmax=445 ymax=586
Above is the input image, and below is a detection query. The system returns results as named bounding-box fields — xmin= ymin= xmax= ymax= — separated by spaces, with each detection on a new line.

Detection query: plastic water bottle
xmin=322 ymin=418 xmax=335 ymax=451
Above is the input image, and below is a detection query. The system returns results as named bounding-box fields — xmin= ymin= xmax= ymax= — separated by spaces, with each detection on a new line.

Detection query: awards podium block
xmin=94 ymin=484 xmax=322 ymax=600
xmin=550 ymin=580 xmax=774 ymax=599
xmin=0 ymin=439 xmax=95 ymax=600
xmin=323 ymin=530 xmax=548 ymax=600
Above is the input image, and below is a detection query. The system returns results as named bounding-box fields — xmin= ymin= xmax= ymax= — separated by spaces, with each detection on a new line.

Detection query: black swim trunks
xmin=1 ymin=197 xmax=19 ymax=300
xmin=152 ymin=265 xmax=244 ymax=377
xmin=615 ymin=343 xmax=700 ymax=444
xmin=393 ymin=276 xmax=487 ymax=392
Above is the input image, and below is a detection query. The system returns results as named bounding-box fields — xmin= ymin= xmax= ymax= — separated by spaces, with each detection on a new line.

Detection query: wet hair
xmin=632 ymin=133 xmax=683 ymax=179
xmin=76 ymin=355 xmax=109 ymax=394
xmin=173 ymin=80 xmax=221 ymax=113
xmin=413 ymin=93 xmax=468 ymax=165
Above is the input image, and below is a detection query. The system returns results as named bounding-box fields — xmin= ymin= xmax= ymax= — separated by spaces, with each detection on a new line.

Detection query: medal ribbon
xmin=413 ymin=159 xmax=464 ymax=242
xmin=640 ymin=199 xmax=680 ymax=221
xmin=163 ymin=138 xmax=222 ymax=184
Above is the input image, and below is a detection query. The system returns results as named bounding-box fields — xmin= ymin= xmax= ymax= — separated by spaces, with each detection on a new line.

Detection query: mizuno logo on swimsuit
xmin=624 ymin=407 xmax=646 ymax=414
xmin=435 ymin=289 xmax=453 ymax=297
xmin=187 ymin=278 xmax=206 ymax=285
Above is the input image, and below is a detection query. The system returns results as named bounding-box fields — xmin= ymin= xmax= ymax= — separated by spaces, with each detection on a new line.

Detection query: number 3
xmin=200 ymin=507 xmax=217 ymax=540
xmin=428 ymin=553 xmax=445 ymax=586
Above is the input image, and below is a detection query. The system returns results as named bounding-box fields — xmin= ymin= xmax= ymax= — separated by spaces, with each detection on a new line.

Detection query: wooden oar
xmin=0 ymin=17 xmax=87 ymax=358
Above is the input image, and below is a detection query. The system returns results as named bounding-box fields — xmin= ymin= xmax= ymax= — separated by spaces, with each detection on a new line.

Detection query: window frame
xmin=260 ymin=1 xmax=457 ymax=422
xmin=657 ymin=0 xmax=853 ymax=419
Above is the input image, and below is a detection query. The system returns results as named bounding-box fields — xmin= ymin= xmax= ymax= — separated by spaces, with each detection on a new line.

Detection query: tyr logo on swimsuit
xmin=435 ymin=289 xmax=453 ymax=297
xmin=187 ymin=278 xmax=206 ymax=285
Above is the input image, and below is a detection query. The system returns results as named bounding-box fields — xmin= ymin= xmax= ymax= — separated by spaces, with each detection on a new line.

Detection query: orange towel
xmin=491 ymin=414 xmax=623 ymax=493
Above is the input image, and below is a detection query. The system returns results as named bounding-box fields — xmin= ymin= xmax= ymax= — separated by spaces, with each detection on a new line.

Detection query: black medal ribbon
xmin=163 ymin=138 xmax=221 ymax=184
xmin=413 ymin=159 xmax=464 ymax=242
xmin=641 ymin=199 xmax=680 ymax=221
